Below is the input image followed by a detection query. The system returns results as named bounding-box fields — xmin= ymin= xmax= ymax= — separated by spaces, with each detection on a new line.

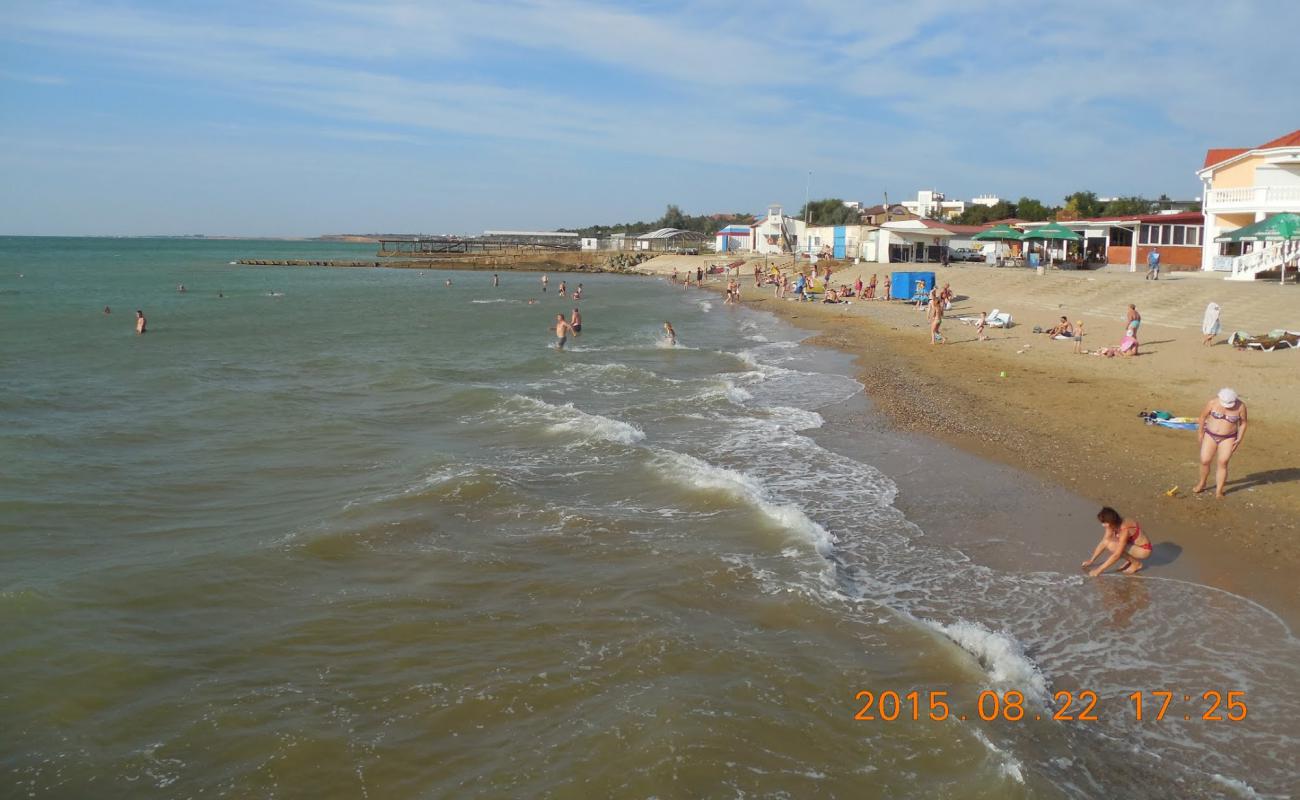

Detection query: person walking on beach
xmin=1124 ymin=304 xmax=1141 ymax=355
xmin=1193 ymin=388 xmax=1247 ymax=499
xmin=553 ymin=314 xmax=575 ymax=349
xmin=1081 ymin=506 xmax=1151 ymax=576
xmin=880 ymin=274 xmax=890 ymax=300
xmin=927 ymin=293 xmax=944 ymax=344
xmin=1202 ymin=302 xmax=1221 ymax=346
xmin=976 ymin=311 xmax=988 ymax=341
xmin=1145 ymin=248 xmax=1161 ymax=280
xmin=696 ymin=266 xmax=704 ymax=285
xmin=866 ymin=274 xmax=877 ymax=300
xmin=853 ymin=276 xmax=863 ymax=298
xmin=1073 ymin=320 xmax=1085 ymax=353
xmin=570 ymin=307 xmax=582 ymax=335
xmin=135 ymin=309 xmax=147 ymax=335
xmin=663 ymin=321 xmax=677 ymax=346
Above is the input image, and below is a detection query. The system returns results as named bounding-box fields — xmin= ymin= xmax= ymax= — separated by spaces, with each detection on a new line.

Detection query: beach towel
xmin=1202 ymin=302 xmax=1221 ymax=336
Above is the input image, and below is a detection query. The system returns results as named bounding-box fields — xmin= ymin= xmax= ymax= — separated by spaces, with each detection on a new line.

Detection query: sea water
xmin=1 ymin=238 xmax=1297 ymax=798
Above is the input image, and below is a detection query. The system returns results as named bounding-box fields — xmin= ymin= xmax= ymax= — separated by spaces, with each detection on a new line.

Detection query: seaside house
xmin=876 ymin=220 xmax=956 ymax=263
xmin=1019 ymin=212 xmax=1205 ymax=271
xmin=750 ymin=204 xmax=805 ymax=255
xmin=714 ymin=224 xmax=754 ymax=253
xmin=802 ymin=223 xmax=876 ymax=260
xmin=860 ymin=203 xmax=915 ymax=226
xmin=1197 ymin=129 xmax=1300 ymax=278
xmin=901 ymin=190 xmax=965 ymax=221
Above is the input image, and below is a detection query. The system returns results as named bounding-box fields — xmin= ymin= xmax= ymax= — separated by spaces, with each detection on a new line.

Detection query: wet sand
xmin=663 ymin=260 xmax=1300 ymax=626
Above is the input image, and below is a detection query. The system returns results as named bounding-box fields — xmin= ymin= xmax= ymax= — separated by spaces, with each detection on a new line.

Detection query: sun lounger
xmin=986 ymin=310 xmax=1013 ymax=328
xmin=1229 ymin=330 xmax=1300 ymax=351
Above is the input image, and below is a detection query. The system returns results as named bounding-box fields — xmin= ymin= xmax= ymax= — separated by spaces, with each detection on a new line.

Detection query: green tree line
xmin=956 ymin=192 xmax=1196 ymax=225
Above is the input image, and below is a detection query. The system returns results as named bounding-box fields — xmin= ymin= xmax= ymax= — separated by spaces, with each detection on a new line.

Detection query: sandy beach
xmin=647 ymin=255 xmax=1300 ymax=620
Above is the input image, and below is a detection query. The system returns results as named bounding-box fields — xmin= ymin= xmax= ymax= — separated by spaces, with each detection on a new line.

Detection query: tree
xmin=957 ymin=200 xmax=1017 ymax=225
xmin=1016 ymin=197 xmax=1052 ymax=222
xmin=1100 ymin=196 xmax=1156 ymax=217
xmin=796 ymin=198 xmax=863 ymax=226
xmin=1060 ymin=191 xmax=1102 ymax=220
xmin=661 ymin=204 xmax=687 ymax=230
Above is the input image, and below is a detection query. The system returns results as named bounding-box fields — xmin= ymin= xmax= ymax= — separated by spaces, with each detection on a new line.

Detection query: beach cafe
xmin=1017 ymin=211 xmax=1205 ymax=271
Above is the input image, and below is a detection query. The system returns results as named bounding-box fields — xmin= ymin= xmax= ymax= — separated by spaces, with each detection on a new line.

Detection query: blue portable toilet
xmin=911 ymin=271 xmax=936 ymax=299
xmin=889 ymin=271 xmax=911 ymax=300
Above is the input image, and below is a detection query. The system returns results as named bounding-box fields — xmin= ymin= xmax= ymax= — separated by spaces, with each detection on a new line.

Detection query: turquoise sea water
xmin=2 ymin=238 xmax=1297 ymax=798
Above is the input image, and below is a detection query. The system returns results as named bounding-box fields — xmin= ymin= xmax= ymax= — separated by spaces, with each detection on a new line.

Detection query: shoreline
xmin=669 ymin=263 xmax=1300 ymax=625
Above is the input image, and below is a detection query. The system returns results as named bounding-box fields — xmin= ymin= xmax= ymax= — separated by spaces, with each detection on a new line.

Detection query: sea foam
xmin=650 ymin=449 xmax=833 ymax=555
xmin=928 ymin=620 xmax=1049 ymax=705
xmin=511 ymin=395 xmax=646 ymax=445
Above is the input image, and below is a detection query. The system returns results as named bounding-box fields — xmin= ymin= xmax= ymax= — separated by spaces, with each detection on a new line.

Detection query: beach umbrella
xmin=972 ymin=224 xmax=1024 ymax=242
xmin=1213 ymin=212 xmax=1300 ymax=243
xmin=972 ymin=224 xmax=1024 ymax=265
xmin=1022 ymin=222 xmax=1081 ymax=265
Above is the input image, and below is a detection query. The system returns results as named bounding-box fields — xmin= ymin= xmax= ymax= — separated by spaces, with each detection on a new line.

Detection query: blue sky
xmin=1 ymin=0 xmax=1297 ymax=236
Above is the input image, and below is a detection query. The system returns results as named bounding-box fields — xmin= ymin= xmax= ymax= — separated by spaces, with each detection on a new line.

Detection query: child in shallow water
xmin=1081 ymin=507 xmax=1151 ymax=576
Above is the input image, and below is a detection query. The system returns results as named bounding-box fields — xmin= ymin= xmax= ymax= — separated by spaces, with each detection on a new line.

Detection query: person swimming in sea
xmin=573 ymin=284 xmax=583 ymax=300
xmin=135 ymin=309 xmax=147 ymax=334
xmin=1081 ymin=506 xmax=1151 ymax=576
xmin=663 ymin=321 xmax=676 ymax=346
xmin=104 ymin=306 xmax=111 ymax=314
xmin=558 ymin=280 xmax=567 ymax=297
xmin=554 ymin=314 xmax=575 ymax=349
xmin=445 ymin=278 xmax=452 ymax=287
xmin=570 ymin=307 xmax=582 ymax=335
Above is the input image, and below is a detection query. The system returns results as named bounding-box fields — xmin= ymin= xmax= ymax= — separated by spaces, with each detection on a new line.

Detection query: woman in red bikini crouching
xmin=1081 ymin=507 xmax=1151 ymax=577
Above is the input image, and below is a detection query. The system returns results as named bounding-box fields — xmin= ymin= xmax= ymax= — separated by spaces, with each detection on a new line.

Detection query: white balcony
xmin=1204 ymin=185 xmax=1300 ymax=214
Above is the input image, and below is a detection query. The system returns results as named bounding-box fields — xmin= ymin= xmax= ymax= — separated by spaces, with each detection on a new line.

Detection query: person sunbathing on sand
xmin=1044 ymin=316 xmax=1072 ymax=337
xmin=1081 ymin=506 xmax=1151 ymax=576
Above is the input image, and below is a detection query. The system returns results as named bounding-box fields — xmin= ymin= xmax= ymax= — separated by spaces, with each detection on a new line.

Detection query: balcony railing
xmin=1205 ymin=185 xmax=1300 ymax=209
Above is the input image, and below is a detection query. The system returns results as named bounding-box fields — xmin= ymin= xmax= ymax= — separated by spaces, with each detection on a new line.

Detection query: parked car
xmin=950 ymin=247 xmax=985 ymax=262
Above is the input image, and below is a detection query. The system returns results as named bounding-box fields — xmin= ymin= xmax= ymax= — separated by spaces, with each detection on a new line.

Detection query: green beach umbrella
xmin=972 ymin=224 xmax=1024 ymax=241
xmin=1214 ymin=212 xmax=1300 ymax=243
xmin=1021 ymin=221 xmax=1082 ymax=241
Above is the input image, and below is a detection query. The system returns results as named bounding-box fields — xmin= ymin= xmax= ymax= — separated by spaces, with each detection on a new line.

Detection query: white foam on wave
xmin=970 ymin=729 xmax=1025 ymax=785
xmin=928 ymin=620 xmax=1049 ymax=705
xmin=511 ymin=395 xmax=646 ymax=445
xmin=1210 ymin=774 xmax=1263 ymax=799
xmin=470 ymin=298 xmax=511 ymax=304
xmin=650 ymin=449 xmax=833 ymax=555
xmin=697 ymin=300 xmax=713 ymax=312
xmin=766 ymin=406 xmax=824 ymax=430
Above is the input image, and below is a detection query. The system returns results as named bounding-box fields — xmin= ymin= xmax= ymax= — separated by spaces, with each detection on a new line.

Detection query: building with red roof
xmin=1196 ymin=128 xmax=1300 ymax=276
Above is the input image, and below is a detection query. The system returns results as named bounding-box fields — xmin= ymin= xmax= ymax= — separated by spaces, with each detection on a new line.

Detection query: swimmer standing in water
xmin=663 ymin=321 xmax=676 ymax=346
xmin=541 ymin=274 xmax=549 ymax=293
xmin=493 ymin=273 xmax=499 ymax=287
xmin=554 ymin=314 xmax=576 ymax=349
xmin=573 ymin=284 xmax=583 ymax=301
xmin=135 ymin=309 xmax=147 ymax=334
xmin=445 ymin=278 xmax=452 ymax=287
xmin=558 ymin=280 xmax=567 ymax=297
xmin=570 ymin=307 xmax=582 ymax=335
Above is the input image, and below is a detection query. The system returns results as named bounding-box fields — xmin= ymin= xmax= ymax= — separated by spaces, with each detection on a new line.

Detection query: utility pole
xmin=803 ymin=170 xmax=811 ymax=258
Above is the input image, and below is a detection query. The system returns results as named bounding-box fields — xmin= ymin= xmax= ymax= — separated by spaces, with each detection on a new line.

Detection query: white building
xmin=1197 ymin=128 xmax=1300 ymax=278
xmin=900 ymin=190 xmax=966 ymax=220
xmin=750 ymin=204 xmax=806 ymax=255
xmin=876 ymin=220 xmax=957 ymax=263
xmin=970 ymin=194 xmax=1001 ymax=208
xmin=802 ymin=224 xmax=875 ymax=260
